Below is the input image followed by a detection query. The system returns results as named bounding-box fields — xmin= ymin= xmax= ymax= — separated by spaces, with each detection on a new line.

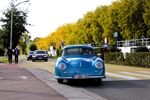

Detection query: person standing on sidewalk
xmin=6 ymin=47 xmax=13 ymax=64
xmin=14 ymin=46 xmax=20 ymax=64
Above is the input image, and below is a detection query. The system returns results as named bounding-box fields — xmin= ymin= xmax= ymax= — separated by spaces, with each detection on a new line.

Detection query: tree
xmin=0 ymin=29 xmax=5 ymax=56
xmin=26 ymin=0 xmax=150 ymax=50
xmin=29 ymin=43 xmax=37 ymax=51
xmin=0 ymin=29 xmax=5 ymax=47
xmin=116 ymin=0 xmax=147 ymax=40
xmin=19 ymin=32 xmax=31 ymax=54
xmin=0 ymin=2 xmax=30 ymax=49
xmin=143 ymin=0 xmax=150 ymax=37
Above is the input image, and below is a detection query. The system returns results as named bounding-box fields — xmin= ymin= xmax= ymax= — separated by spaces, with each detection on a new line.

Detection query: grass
xmin=1 ymin=59 xmax=8 ymax=63
xmin=0 ymin=56 xmax=8 ymax=63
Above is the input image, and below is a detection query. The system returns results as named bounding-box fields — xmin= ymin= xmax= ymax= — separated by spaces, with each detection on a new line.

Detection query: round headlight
xmin=95 ymin=62 xmax=103 ymax=69
xmin=32 ymin=55 xmax=35 ymax=57
xmin=58 ymin=63 xmax=66 ymax=70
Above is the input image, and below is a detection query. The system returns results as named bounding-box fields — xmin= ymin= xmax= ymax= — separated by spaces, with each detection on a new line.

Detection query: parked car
xmin=32 ymin=50 xmax=48 ymax=62
xmin=27 ymin=51 xmax=34 ymax=61
xmin=55 ymin=45 xmax=106 ymax=84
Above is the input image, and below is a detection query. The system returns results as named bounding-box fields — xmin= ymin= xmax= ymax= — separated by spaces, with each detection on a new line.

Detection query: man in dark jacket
xmin=14 ymin=46 xmax=20 ymax=64
xmin=6 ymin=47 xmax=13 ymax=64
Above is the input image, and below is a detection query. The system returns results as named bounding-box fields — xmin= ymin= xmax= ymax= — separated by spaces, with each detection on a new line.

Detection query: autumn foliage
xmin=34 ymin=0 xmax=150 ymax=50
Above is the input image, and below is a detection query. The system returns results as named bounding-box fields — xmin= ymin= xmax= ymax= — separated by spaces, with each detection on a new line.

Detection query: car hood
xmin=64 ymin=57 xmax=95 ymax=68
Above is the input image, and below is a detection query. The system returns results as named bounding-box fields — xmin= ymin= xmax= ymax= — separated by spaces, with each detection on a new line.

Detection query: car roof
xmin=35 ymin=50 xmax=46 ymax=51
xmin=64 ymin=45 xmax=94 ymax=49
xmin=28 ymin=51 xmax=34 ymax=53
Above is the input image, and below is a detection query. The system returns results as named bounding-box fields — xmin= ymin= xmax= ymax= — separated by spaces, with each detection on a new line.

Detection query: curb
xmin=27 ymin=68 xmax=108 ymax=100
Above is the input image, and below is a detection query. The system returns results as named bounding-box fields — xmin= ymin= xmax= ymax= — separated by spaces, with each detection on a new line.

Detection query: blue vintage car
xmin=55 ymin=45 xmax=106 ymax=84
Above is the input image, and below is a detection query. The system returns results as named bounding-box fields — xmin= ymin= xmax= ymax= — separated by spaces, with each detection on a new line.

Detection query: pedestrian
xmin=6 ymin=47 xmax=13 ymax=64
xmin=14 ymin=46 xmax=20 ymax=64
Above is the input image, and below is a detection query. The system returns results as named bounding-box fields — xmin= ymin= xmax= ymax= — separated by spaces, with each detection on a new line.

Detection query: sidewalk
xmin=0 ymin=62 xmax=20 ymax=68
xmin=0 ymin=63 xmax=67 ymax=100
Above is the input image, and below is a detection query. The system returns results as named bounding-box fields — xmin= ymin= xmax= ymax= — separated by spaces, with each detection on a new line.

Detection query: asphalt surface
xmin=0 ymin=62 xmax=107 ymax=100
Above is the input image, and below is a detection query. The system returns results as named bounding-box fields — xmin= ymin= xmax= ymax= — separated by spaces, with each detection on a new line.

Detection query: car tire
xmin=45 ymin=59 xmax=48 ymax=62
xmin=32 ymin=60 xmax=35 ymax=62
xmin=57 ymin=79 xmax=63 ymax=83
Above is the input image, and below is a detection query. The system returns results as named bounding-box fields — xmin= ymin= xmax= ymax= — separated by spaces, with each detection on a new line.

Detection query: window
xmin=62 ymin=48 xmax=95 ymax=56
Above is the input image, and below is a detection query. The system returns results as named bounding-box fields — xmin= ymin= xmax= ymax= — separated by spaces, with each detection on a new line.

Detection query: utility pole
xmin=10 ymin=0 xmax=30 ymax=48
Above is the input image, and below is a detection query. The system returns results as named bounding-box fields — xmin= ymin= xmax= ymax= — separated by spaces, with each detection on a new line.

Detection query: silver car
xmin=32 ymin=50 xmax=48 ymax=62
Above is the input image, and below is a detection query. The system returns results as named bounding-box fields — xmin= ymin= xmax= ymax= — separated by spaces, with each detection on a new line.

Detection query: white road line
xmin=106 ymin=72 xmax=139 ymax=80
xmin=137 ymin=71 xmax=150 ymax=74
xmin=19 ymin=76 xmax=28 ymax=79
xmin=0 ymin=77 xmax=4 ymax=80
xmin=102 ymin=78 xmax=115 ymax=81
xmin=120 ymin=72 xmax=150 ymax=79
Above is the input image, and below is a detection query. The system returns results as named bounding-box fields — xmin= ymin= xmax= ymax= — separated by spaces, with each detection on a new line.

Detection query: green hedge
xmin=105 ymin=52 xmax=150 ymax=68
xmin=125 ymin=52 xmax=150 ymax=67
xmin=105 ymin=52 xmax=125 ymax=64
xmin=94 ymin=47 xmax=101 ymax=55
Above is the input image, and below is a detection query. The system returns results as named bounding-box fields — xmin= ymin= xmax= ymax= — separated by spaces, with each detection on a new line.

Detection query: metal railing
xmin=117 ymin=38 xmax=150 ymax=47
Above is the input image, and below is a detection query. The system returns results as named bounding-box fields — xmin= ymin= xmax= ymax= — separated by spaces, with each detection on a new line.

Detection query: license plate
xmin=38 ymin=57 xmax=42 ymax=59
xmin=74 ymin=75 xmax=89 ymax=79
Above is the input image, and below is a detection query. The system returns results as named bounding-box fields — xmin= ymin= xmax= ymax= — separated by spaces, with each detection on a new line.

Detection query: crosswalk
xmin=103 ymin=71 xmax=150 ymax=81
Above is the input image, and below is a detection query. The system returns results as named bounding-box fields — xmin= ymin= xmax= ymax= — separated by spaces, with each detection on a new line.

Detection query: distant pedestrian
xmin=14 ymin=46 xmax=20 ymax=64
xmin=6 ymin=47 xmax=13 ymax=64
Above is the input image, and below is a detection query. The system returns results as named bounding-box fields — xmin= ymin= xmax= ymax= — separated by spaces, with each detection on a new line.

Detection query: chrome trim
xmin=55 ymin=75 xmax=106 ymax=79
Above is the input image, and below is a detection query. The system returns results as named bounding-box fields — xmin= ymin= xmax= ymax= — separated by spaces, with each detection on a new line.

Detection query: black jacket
xmin=14 ymin=49 xmax=20 ymax=55
xmin=7 ymin=49 xmax=13 ymax=56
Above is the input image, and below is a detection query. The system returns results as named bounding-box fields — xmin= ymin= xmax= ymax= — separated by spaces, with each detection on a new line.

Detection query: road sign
xmin=104 ymin=44 xmax=108 ymax=48
xmin=114 ymin=32 xmax=118 ymax=38
xmin=104 ymin=37 xmax=108 ymax=44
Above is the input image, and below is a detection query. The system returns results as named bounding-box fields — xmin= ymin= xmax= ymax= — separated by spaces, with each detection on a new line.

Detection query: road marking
xmin=137 ymin=71 xmax=150 ymax=74
xmin=19 ymin=76 xmax=28 ymax=79
xmin=120 ymin=72 xmax=150 ymax=79
xmin=106 ymin=72 xmax=139 ymax=80
xmin=0 ymin=77 xmax=4 ymax=80
xmin=103 ymin=78 xmax=114 ymax=81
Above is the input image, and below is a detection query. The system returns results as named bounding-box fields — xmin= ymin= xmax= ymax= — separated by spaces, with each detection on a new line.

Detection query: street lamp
xmin=10 ymin=0 xmax=29 ymax=49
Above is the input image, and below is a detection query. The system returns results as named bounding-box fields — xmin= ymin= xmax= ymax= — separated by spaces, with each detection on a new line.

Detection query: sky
xmin=0 ymin=0 xmax=115 ymax=40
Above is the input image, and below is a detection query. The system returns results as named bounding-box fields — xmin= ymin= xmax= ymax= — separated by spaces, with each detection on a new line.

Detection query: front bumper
xmin=55 ymin=75 xmax=106 ymax=79
xmin=32 ymin=56 xmax=48 ymax=60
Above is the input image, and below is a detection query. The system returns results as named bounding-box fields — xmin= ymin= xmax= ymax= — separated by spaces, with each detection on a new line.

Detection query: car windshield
xmin=62 ymin=48 xmax=95 ymax=56
xmin=35 ymin=51 xmax=46 ymax=54
xmin=29 ymin=51 xmax=34 ymax=54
